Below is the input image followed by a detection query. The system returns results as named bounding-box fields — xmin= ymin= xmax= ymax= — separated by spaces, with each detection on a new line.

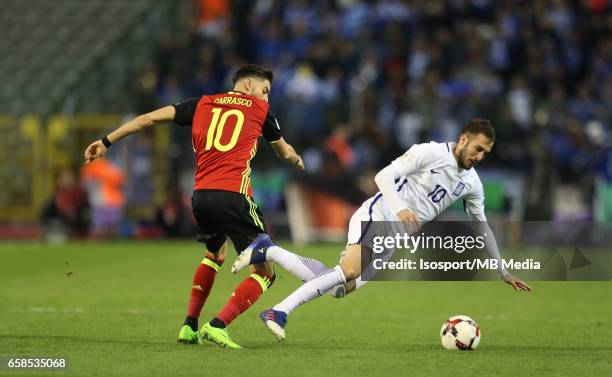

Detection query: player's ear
xmin=243 ymin=78 xmax=252 ymax=93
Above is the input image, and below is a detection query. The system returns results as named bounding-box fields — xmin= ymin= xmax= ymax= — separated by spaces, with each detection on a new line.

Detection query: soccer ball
xmin=440 ymin=315 xmax=481 ymax=350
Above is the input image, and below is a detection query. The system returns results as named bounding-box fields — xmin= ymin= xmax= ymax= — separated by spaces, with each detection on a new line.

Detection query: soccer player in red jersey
xmin=84 ymin=64 xmax=318 ymax=348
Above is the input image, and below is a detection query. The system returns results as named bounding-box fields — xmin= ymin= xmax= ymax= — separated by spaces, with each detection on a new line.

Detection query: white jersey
xmin=346 ymin=141 xmax=507 ymax=275
xmin=356 ymin=141 xmax=486 ymax=227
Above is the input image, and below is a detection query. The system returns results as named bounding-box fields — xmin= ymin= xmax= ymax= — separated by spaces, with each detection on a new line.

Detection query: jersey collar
xmin=228 ymin=90 xmax=247 ymax=95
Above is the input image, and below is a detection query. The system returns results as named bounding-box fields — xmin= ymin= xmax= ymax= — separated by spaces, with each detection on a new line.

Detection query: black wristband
xmin=101 ymin=136 xmax=112 ymax=148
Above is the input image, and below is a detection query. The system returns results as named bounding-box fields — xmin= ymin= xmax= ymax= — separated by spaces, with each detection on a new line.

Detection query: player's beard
xmin=458 ymin=145 xmax=471 ymax=170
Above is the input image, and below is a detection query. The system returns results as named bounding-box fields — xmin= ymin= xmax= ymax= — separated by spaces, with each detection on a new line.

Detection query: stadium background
xmin=1 ymin=2 xmax=612 ymax=377
xmin=0 ymin=0 xmax=610 ymax=242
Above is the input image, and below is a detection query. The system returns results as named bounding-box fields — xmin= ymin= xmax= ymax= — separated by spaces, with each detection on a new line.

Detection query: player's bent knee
xmin=340 ymin=245 xmax=363 ymax=281
xmin=340 ymin=264 xmax=361 ymax=281
xmin=205 ymin=241 xmax=227 ymax=264
xmin=343 ymin=269 xmax=361 ymax=281
xmin=203 ymin=233 xmax=227 ymax=255
xmin=205 ymin=251 xmax=225 ymax=264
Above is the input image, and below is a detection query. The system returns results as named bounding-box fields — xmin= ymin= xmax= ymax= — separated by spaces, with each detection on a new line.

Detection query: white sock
xmin=273 ymin=265 xmax=346 ymax=314
xmin=267 ymin=245 xmax=328 ymax=282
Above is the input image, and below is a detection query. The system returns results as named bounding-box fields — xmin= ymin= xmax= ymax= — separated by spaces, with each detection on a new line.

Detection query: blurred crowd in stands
xmin=49 ymin=0 xmax=610 ymax=239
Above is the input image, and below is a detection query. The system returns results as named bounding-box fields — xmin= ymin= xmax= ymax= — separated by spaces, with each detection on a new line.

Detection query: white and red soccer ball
xmin=440 ymin=315 xmax=481 ymax=350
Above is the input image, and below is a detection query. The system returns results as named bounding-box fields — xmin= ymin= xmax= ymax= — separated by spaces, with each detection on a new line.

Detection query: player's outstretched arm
xmin=465 ymin=186 xmax=531 ymax=292
xmin=84 ymin=106 xmax=176 ymax=164
xmin=469 ymin=221 xmax=531 ymax=292
xmin=270 ymin=138 xmax=304 ymax=170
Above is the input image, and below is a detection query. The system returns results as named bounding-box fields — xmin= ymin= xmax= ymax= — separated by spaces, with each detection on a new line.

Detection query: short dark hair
xmin=232 ymin=64 xmax=273 ymax=84
xmin=461 ymin=119 xmax=495 ymax=141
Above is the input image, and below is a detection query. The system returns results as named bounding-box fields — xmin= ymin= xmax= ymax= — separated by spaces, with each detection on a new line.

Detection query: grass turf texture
xmin=0 ymin=241 xmax=610 ymax=377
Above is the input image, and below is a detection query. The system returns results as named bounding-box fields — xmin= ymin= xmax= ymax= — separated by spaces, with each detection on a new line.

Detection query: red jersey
xmin=172 ymin=92 xmax=282 ymax=196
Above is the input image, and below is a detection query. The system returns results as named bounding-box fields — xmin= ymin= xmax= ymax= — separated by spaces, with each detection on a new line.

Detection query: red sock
xmin=186 ymin=257 xmax=220 ymax=318
xmin=216 ymin=272 xmax=272 ymax=326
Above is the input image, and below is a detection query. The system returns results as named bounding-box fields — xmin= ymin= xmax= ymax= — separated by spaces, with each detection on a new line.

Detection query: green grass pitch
xmin=0 ymin=241 xmax=611 ymax=377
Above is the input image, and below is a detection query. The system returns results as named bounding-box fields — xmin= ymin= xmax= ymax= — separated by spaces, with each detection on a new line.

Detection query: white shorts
xmin=344 ymin=194 xmax=402 ymax=279
xmin=346 ymin=193 xmax=407 ymax=245
xmin=347 ymin=194 xmax=381 ymax=245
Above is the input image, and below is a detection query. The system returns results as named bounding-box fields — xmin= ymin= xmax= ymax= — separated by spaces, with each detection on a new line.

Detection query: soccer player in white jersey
xmin=232 ymin=119 xmax=531 ymax=341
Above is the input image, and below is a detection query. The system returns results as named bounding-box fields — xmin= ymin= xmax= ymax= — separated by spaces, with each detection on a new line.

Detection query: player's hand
xmin=503 ymin=273 xmax=531 ymax=292
xmin=397 ymin=209 xmax=420 ymax=234
xmin=293 ymin=155 xmax=304 ymax=170
xmin=84 ymin=140 xmax=107 ymax=164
